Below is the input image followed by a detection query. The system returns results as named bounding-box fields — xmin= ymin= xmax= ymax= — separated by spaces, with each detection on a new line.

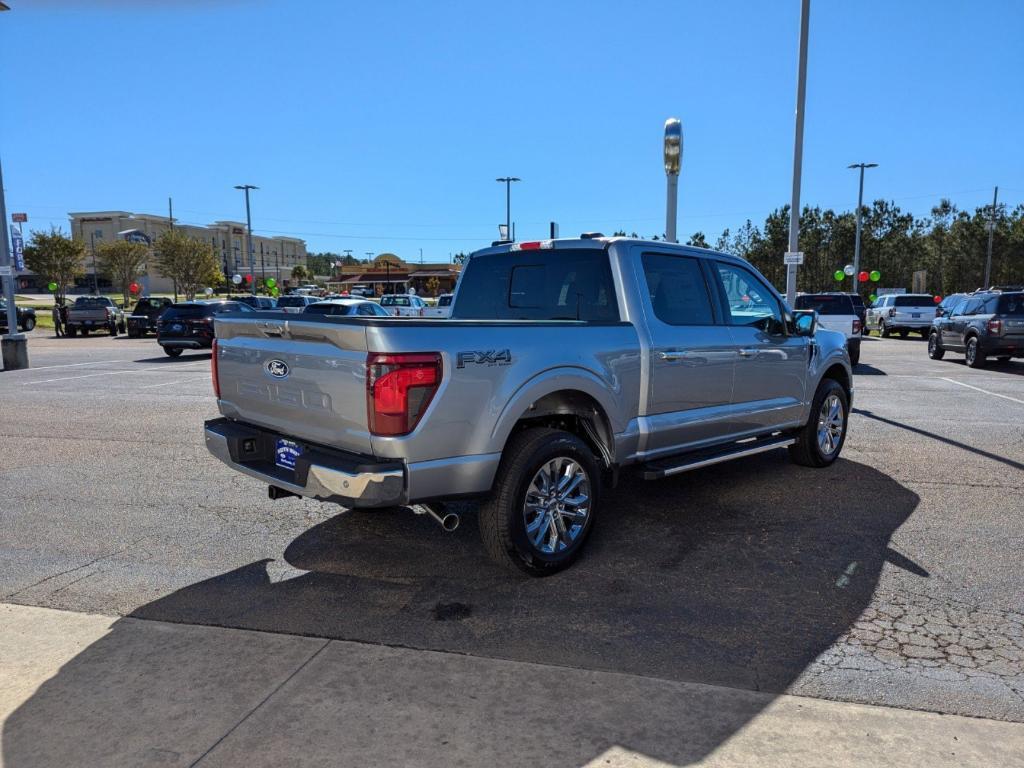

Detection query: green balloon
xmin=833 ymin=270 xmax=845 ymax=281
xmin=265 ymin=277 xmax=277 ymax=289
xmin=270 ymin=286 xmax=280 ymax=297
xmin=869 ymin=270 xmax=881 ymax=282
xmin=869 ymin=294 xmax=877 ymax=303
xmin=47 ymin=281 xmax=58 ymax=292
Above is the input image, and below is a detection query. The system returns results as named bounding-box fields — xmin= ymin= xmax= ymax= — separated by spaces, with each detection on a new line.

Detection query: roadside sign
xmin=783 ymin=251 xmax=804 ymax=265
xmin=11 ymin=229 xmax=25 ymax=270
xmin=11 ymin=213 xmax=27 ymax=223
xmin=0 ymin=265 xmax=12 ymax=277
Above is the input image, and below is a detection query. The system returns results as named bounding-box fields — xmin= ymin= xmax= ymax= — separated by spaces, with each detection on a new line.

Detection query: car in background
xmin=235 ymin=295 xmax=278 ymax=310
xmin=303 ymin=298 xmax=392 ymax=317
xmin=928 ymin=291 xmax=1024 ymax=367
xmin=380 ymin=293 xmax=427 ymax=317
xmin=0 ymin=299 xmax=36 ymax=332
xmin=126 ymin=297 xmax=173 ymax=337
xmin=423 ymin=293 xmax=454 ymax=318
xmin=866 ymin=293 xmax=935 ymax=337
xmin=935 ymin=293 xmax=968 ymax=319
xmin=794 ymin=293 xmax=862 ymax=365
xmin=275 ymin=295 xmax=320 ymax=314
xmin=156 ymin=300 xmax=253 ymax=357
xmin=65 ymin=296 xmax=125 ymax=337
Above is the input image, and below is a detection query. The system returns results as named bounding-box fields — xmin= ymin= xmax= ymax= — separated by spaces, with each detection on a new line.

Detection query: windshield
xmin=894 ymin=295 xmax=933 ymax=307
xmin=794 ymin=295 xmax=855 ymax=315
xmin=438 ymin=295 xmax=453 ymax=307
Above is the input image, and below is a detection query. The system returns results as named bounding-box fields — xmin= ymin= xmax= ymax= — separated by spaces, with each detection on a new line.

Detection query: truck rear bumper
xmin=204 ymin=418 xmax=405 ymax=508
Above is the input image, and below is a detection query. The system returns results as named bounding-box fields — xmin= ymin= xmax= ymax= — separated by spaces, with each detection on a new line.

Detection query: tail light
xmin=852 ymin=318 xmax=862 ymax=334
xmin=888 ymin=308 xmax=896 ymax=318
xmin=211 ymin=339 xmax=221 ymax=398
xmin=366 ymin=352 xmax=442 ymax=436
xmin=987 ymin=318 xmax=1002 ymax=335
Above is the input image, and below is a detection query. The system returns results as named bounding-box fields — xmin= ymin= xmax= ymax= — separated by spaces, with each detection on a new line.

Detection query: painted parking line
xmin=27 ymin=369 xmax=165 ymax=385
xmin=137 ymin=378 xmax=206 ymax=389
xmin=4 ymin=359 xmax=123 ymax=372
xmin=941 ymin=377 xmax=1024 ymax=406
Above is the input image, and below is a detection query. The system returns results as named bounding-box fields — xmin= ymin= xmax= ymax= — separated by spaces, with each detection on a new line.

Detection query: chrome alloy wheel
xmin=523 ymin=457 xmax=591 ymax=554
xmin=817 ymin=393 xmax=845 ymax=457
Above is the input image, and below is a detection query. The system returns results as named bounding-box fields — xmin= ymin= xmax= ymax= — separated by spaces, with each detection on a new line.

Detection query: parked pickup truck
xmin=126 ymin=297 xmax=173 ymax=337
xmin=66 ymin=296 xmax=125 ymax=337
xmin=422 ymin=294 xmax=454 ymax=319
xmin=380 ymin=294 xmax=428 ymax=317
xmin=205 ymin=237 xmax=853 ymax=575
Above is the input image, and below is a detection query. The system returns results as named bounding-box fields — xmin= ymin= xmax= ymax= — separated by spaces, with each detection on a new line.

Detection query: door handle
xmin=738 ymin=348 xmax=758 ymax=358
xmin=658 ymin=350 xmax=691 ymax=361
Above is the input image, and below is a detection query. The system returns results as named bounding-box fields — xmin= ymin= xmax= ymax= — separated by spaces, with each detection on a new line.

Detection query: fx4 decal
xmin=456 ymin=349 xmax=513 ymax=369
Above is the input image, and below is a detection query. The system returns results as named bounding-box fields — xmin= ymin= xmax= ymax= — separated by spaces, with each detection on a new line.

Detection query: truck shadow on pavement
xmin=3 ymin=455 xmax=924 ymax=767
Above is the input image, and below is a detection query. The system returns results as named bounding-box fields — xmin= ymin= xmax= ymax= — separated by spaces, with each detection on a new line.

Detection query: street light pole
xmin=496 ymin=177 xmax=520 ymax=242
xmin=1 ymin=153 xmax=30 ymax=370
xmin=90 ymin=230 xmax=100 ymax=294
xmin=848 ymin=162 xmax=878 ymax=293
xmin=786 ymin=0 xmax=811 ymax=308
xmin=984 ymin=186 xmax=998 ymax=289
xmin=234 ymin=184 xmax=258 ymax=295
xmin=663 ymin=118 xmax=682 ymax=243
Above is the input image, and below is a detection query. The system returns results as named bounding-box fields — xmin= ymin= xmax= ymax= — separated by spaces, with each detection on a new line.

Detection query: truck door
xmin=637 ymin=251 xmax=737 ymax=455
xmin=711 ymin=261 xmax=809 ymax=433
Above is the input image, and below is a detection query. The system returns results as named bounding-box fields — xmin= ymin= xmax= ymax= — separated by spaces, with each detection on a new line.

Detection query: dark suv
xmin=156 ymin=300 xmax=253 ymax=357
xmin=928 ymin=291 xmax=1024 ymax=367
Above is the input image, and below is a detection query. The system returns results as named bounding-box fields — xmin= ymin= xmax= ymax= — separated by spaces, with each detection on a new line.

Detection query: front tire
xmin=163 ymin=346 xmax=183 ymax=357
xmin=479 ymin=428 xmax=601 ymax=576
xmin=881 ymin=322 xmax=891 ymax=338
xmin=928 ymin=332 xmax=945 ymax=360
xmin=966 ymin=337 xmax=985 ymax=368
xmin=21 ymin=317 xmax=36 ymax=332
xmin=789 ymin=379 xmax=849 ymax=468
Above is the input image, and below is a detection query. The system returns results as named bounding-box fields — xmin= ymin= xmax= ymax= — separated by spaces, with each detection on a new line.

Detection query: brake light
xmin=510 ymin=240 xmax=554 ymax=251
xmin=987 ymin=318 xmax=1002 ymax=335
xmin=211 ymin=339 xmax=220 ymax=398
xmin=366 ymin=352 xmax=442 ymax=436
xmin=852 ymin=318 xmax=862 ymax=334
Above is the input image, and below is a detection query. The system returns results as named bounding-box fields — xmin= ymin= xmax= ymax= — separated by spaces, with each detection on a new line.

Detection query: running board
xmin=640 ymin=436 xmax=795 ymax=480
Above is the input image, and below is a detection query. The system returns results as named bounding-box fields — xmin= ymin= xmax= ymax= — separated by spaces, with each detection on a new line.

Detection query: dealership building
xmin=13 ymin=211 xmax=307 ymax=294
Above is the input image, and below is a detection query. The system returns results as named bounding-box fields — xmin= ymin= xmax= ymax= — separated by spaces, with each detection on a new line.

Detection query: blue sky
xmin=1 ymin=0 xmax=1022 ymax=261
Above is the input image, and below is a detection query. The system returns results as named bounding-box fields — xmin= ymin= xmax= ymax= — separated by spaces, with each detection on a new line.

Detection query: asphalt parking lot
xmin=1 ymin=331 xmax=1022 ymax=730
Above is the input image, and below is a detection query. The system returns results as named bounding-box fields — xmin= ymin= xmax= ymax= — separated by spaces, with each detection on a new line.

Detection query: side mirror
xmin=793 ymin=309 xmax=816 ymax=337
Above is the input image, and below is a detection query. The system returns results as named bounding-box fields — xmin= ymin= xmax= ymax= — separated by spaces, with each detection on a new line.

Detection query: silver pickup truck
xmin=205 ymin=237 xmax=853 ymax=575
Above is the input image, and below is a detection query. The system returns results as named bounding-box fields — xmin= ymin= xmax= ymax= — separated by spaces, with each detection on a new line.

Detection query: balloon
xmin=265 ymin=277 xmax=277 ymax=289
xmin=869 ymin=270 xmax=881 ymax=282
xmin=869 ymin=294 xmax=877 ymax=303
xmin=204 ymin=287 xmax=214 ymax=296
xmin=129 ymin=282 xmax=140 ymax=294
xmin=843 ymin=264 xmax=855 ymax=276
xmin=270 ymin=286 xmax=280 ymax=297
xmin=47 ymin=281 xmax=58 ymax=292
xmin=858 ymin=271 xmax=869 ymax=283
xmin=933 ymin=295 xmax=942 ymax=304
xmin=833 ymin=270 xmax=845 ymax=281
xmin=231 ymin=274 xmax=242 ymax=285
xmin=244 ymin=274 xmax=253 ymax=283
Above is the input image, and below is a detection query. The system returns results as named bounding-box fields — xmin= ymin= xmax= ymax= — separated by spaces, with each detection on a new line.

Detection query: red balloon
xmin=933 ymin=295 xmax=942 ymax=304
xmin=129 ymin=282 xmax=140 ymax=294
xmin=858 ymin=271 xmax=869 ymax=282
xmin=244 ymin=274 xmax=253 ymax=283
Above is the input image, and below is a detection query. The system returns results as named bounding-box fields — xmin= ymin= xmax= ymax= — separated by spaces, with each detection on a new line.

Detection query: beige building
xmin=63 ymin=211 xmax=307 ymax=294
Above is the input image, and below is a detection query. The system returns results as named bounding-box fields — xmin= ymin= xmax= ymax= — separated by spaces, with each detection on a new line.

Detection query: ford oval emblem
xmin=265 ymin=359 xmax=290 ymax=379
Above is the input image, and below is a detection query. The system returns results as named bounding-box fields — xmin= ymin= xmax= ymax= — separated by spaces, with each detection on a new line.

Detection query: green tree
xmin=686 ymin=232 xmax=709 ymax=248
xmin=96 ymin=240 xmax=148 ymax=306
xmin=425 ymin=276 xmax=441 ymax=296
xmin=290 ymin=264 xmax=309 ymax=283
xmin=153 ymin=230 xmax=221 ymax=300
xmin=22 ymin=227 xmax=85 ymax=302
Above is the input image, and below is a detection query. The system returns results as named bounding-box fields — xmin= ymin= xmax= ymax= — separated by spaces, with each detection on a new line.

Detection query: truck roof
xmin=469 ymin=236 xmax=741 ymax=264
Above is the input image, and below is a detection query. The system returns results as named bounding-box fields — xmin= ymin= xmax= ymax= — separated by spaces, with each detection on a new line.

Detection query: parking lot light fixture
xmin=663 ymin=118 xmax=682 ymax=243
xmin=234 ymin=185 xmax=258 ymax=295
xmin=496 ymin=177 xmax=520 ymax=243
xmin=848 ymin=163 xmax=878 ymax=293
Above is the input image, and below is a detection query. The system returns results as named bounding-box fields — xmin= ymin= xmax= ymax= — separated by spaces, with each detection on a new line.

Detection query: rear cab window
xmin=453 ymin=248 xmax=619 ymax=322
xmin=381 ymin=296 xmax=411 ymax=307
xmin=894 ymin=295 xmax=933 ymax=307
xmin=794 ymin=294 xmax=856 ymax=315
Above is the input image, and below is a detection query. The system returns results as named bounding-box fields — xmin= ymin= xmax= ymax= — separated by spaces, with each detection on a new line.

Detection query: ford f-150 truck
xmin=205 ymin=237 xmax=853 ymax=575
xmin=65 ymin=296 xmax=125 ymax=336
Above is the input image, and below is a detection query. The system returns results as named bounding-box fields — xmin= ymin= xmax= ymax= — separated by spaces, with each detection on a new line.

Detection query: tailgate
xmin=214 ymin=314 xmax=373 ymax=455
xmin=895 ymin=305 xmax=934 ymax=322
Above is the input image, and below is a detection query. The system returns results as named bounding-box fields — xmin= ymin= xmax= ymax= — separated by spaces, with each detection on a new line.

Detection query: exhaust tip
xmin=440 ymin=513 xmax=460 ymax=532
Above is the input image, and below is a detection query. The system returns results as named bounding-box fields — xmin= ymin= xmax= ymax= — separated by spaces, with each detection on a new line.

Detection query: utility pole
xmin=496 ymin=177 xmax=520 ymax=242
xmin=984 ymin=186 xmax=998 ymax=289
xmin=234 ymin=185 xmax=258 ymax=295
xmin=849 ymin=162 xmax=878 ymax=293
xmin=168 ymin=197 xmax=174 ymax=230
xmin=785 ymin=0 xmax=810 ymax=307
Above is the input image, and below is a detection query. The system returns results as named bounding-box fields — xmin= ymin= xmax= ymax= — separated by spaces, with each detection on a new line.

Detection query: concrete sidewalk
xmin=1 ymin=603 xmax=1022 ymax=768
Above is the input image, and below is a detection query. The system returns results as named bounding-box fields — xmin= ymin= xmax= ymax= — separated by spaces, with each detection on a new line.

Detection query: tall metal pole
xmin=852 ymin=165 xmax=865 ymax=293
xmin=984 ymin=186 xmax=998 ymax=289
xmin=785 ymin=0 xmax=810 ymax=307
xmin=1 ymin=156 xmax=24 ymax=355
xmin=663 ymin=118 xmax=682 ymax=243
xmin=496 ymin=177 xmax=520 ymax=242
xmin=168 ymin=196 xmax=174 ymax=231
xmin=90 ymin=231 xmax=98 ymax=294
xmin=234 ymin=185 xmax=258 ymax=296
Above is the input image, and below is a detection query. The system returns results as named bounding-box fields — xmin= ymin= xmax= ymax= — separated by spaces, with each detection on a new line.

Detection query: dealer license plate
xmin=275 ymin=439 xmax=302 ymax=471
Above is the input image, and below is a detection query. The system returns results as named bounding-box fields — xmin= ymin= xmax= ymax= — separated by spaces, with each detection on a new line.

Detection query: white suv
xmin=867 ymin=294 xmax=936 ymax=337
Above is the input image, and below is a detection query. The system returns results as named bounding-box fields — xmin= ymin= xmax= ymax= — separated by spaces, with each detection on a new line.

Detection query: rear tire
xmin=479 ymin=428 xmax=601 ymax=576
xmin=966 ymin=337 xmax=985 ymax=368
xmin=788 ymin=379 xmax=849 ymax=468
xmin=881 ymin=323 xmax=891 ymax=338
xmin=848 ymin=341 xmax=860 ymax=366
xmin=927 ymin=332 xmax=945 ymax=360
xmin=163 ymin=346 xmax=183 ymax=357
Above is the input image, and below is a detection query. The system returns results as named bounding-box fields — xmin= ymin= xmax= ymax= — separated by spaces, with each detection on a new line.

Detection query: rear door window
xmin=641 ymin=253 xmax=715 ymax=325
xmin=453 ymin=249 xmax=619 ymax=322
xmin=795 ymin=295 xmax=855 ymax=315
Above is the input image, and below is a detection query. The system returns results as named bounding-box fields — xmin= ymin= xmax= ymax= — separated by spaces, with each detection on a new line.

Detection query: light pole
xmin=234 ymin=184 xmax=258 ymax=295
xmin=496 ymin=177 xmax=520 ymax=242
xmin=983 ymin=186 xmax=998 ymax=289
xmin=848 ymin=162 xmax=878 ymax=293
xmin=89 ymin=229 xmax=102 ymax=293
xmin=785 ymin=0 xmax=811 ymax=308
xmin=663 ymin=118 xmax=682 ymax=243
